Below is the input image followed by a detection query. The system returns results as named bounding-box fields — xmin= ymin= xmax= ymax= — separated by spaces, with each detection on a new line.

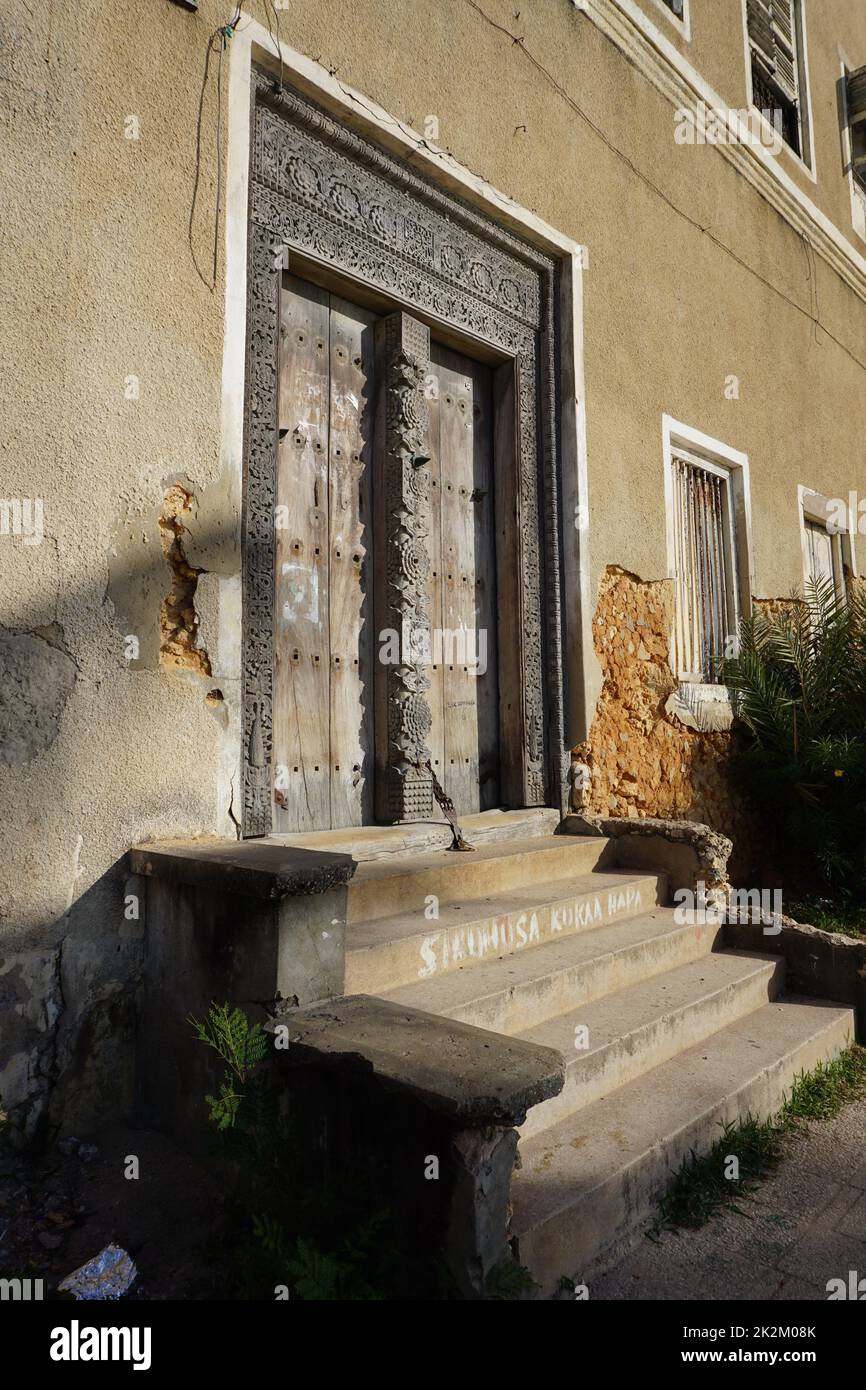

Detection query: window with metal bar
xmin=746 ymin=0 xmax=805 ymax=158
xmin=671 ymin=455 xmax=741 ymax=683
xmin=662 ymin=0 xmax=684 ymax=16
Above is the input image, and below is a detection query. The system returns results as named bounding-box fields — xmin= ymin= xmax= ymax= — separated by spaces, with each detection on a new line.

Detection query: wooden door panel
xmin=327 ymin=296 xmax=376 ymax=827
xmin=469 ymin=358 xmax=499 ymax=810
xmin=274 ymin=275 xmax=331 ymax=831
xmin=434 ymin=344 xmax=499 ymax=816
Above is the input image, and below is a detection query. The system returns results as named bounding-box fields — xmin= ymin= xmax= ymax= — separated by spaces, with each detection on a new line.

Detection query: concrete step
xmin=511 ymin=996 xmax=855 ymax=1294
xmin=269 ymin=807 xmax=562 ymax=861
xmin=517 ymin=950 xmax=785 ymax=1140
xmin=345 ymin=869 xmax=666 ymax=995
xmin=381 ymin=907 xmax=722 ymax=1034
xmin=345 ymin=833 xmax=613 ymax=925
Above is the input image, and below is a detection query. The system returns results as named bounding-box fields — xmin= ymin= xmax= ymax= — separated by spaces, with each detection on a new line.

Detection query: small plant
xmin=188 ymin=1003 xmax=269 ymax=1131
xmin=190 ymin=1002 xmax=397 ymax=1299
xmin=484 ymin=1257 xmax=538 ymax=1300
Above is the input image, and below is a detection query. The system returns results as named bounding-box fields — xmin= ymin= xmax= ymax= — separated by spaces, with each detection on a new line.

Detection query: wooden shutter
xmin=770 ymin=0 xmax=797 ymax=103
xmin=848 ymin=67 xmax=866 ymax=186
xmin=747 ymin=0 xmax=776 ymax=74
xmin=747 ymin=0 xmax=798 ymax=102
xmin=849 ymin=67 xmax=866 ymax=125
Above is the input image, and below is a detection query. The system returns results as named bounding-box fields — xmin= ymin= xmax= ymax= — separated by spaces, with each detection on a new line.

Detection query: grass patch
xmin=650 ymin=1044 xmax=866 ymax=1238
xmin=788 ymin=897 xmax=866 ymax=942
xmin=781 ymin=1043 xmax=866 ymax=1124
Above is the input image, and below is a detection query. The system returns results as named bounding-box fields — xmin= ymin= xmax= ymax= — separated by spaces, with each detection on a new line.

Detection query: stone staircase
xmin=342 ymin=825 xmax=854 ymax=1295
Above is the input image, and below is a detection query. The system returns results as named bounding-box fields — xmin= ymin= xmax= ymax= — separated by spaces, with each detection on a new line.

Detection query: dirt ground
xmin=0 ymin=1124 xmax=229 ymax=1299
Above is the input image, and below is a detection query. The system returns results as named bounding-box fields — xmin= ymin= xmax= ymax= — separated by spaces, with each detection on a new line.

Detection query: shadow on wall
xmin=0 ymin=492 xmax=239 ymax=1150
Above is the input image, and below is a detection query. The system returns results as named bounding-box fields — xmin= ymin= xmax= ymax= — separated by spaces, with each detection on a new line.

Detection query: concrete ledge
xmin=269 ymin=993 xmax=565 ymax=1127
xmin=129 ymin=836 xmax=356 ymax=900
xmin=725 ymin=913 xmax=866 ymax=1040
xmin=562 ymin=813 xmax=732 ymax=896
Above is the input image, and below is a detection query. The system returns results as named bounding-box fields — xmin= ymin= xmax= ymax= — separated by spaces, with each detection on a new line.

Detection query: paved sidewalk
xmin=591 ymin=1102 xmax=866 ymax=1300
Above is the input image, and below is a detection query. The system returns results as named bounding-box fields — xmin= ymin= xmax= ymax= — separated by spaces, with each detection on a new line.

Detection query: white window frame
xmin=647 ymin=0 xmax=690 ymax=43
xmin=663 ymin=417 xmax=754 ymax=690
xmin=741 ymin=0 xmax=817 ymax=182
xmin=797 ymin=484 xmax=857 ymax=599
xmin=840 ymin=50 xmax=866 ymax=245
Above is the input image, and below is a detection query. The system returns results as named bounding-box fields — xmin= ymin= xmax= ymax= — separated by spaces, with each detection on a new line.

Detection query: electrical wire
xmin=189 ymin=1 xmax=287 ymax=289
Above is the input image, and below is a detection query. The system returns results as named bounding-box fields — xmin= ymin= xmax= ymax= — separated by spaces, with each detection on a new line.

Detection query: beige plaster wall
xmin=1 ymin=0 xmax=865 ymax=1138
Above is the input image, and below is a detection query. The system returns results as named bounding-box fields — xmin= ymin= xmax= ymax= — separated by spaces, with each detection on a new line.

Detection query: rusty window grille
xmin=671 ymin=454 xmax=741 ymax=684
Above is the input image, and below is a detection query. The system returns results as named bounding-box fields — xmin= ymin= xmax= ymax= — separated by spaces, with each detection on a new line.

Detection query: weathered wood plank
xmin=328 ymin=295 xmax=376 ymax=827
xmin=274 ymin=275 xmax=331 ymax=831
xmin=436 ymin=345 xmax=499 ymax=816
xmin=470 ymin=355 xmax=499 ymax=810
xmin=437 ymin=348 xmax=475 ymax=815
xmin=493 ymin=358 xmax=528 ymax=808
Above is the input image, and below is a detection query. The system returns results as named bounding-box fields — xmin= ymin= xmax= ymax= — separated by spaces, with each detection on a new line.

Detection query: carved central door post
xmin=373 ymin=312 xmax=435 ymax=822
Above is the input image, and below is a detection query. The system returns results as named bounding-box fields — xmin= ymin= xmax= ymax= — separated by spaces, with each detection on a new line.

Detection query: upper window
xmin=746 ymin=0 xmax=810 ymax=163
xmin=648 ymin=0 xmax=690 ymax=39
xmin=844 ymin=65 xmax=866 ymax=238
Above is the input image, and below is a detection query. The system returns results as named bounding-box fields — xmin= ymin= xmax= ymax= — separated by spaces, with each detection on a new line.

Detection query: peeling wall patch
xmin=158 ymin=485 xmax=212 ymax=676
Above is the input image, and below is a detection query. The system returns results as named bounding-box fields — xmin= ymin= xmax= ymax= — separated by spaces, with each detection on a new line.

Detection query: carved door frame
xmin=241 ymin=70 xmax=568 ymax=837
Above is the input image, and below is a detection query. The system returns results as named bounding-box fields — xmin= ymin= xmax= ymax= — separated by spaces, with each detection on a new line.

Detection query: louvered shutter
xmin=770 ymin=0 xmax=798 ymax=103
xmin=747 ymin=0 xmax=798 ymax=102
xmin=747 ymin=0 xmax=776 ymax=75
xmin=849 ymin=67 xmax=866 ymax=125
xmin=848 ymin=67 xmax=866 ymax=186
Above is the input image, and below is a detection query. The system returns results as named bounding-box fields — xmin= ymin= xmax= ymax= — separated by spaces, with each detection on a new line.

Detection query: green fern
xmin=190 ymin=1004 xmax=395 ymax=1299
xmin=723 ymin=579 xmax=866 ymax=900
xmin=484 ymin=1258 xmax=538 ymax=1300
xmin=188 ymin=1002 xmax=270 ymax=1131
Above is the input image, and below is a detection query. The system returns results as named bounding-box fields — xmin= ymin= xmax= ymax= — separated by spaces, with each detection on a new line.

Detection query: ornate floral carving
xmin=375 ymin=313 xmax=434 ymax=822
xmin=241 ymin=224 xmax=281 ymax=836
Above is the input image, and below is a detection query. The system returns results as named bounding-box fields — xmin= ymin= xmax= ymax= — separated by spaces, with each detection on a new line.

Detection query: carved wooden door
xmin=274 ymin=285 xmax=499 ymax=832
xmin=273 ymin=274 xmax=376 ymax=833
